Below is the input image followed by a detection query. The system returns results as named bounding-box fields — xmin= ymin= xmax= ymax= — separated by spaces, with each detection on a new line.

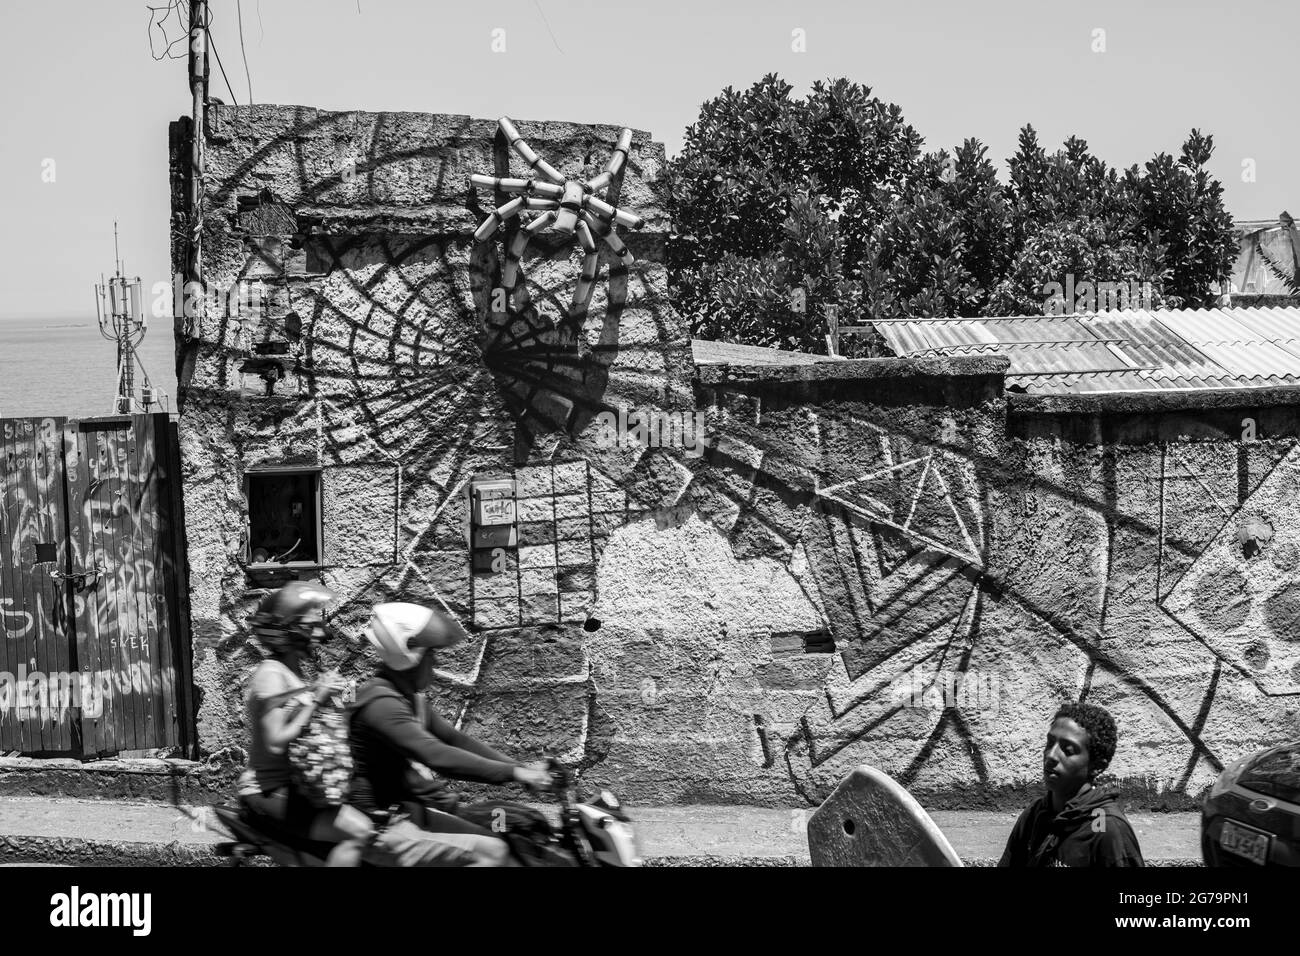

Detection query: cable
xmin=146 ymin=0 xmax=191 ymax=61
xmin=532 ymin=0 xmax=564 ymax=54
xmin=207 ymin=29 xmax=241 ymax=107
xmin=236 ymin=0 xmax=254 ymax=103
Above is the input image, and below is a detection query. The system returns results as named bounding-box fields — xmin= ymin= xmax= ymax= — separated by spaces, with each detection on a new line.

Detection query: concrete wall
xmin=172 ymin=105 xmax=1300 ymax=808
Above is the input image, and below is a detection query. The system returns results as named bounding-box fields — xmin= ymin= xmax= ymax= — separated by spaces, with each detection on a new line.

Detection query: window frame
xmin=243 ymin=465 xmax=326 ymax=569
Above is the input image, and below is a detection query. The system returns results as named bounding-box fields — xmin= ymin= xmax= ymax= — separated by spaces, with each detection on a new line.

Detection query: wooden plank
xmin=105 ymin=426 xmax=131 ymax=753
xmin=138 ymin=415 xmax=174 ymax=748
xmin=110 ymin=425 xmax=139 ymax=751
xmin=143 ymin=417 xmax=168 ymax=748
xmin=6 ymin=418 xmax=29 ymax=752
xmin=90 ymin=428 xmax=122 ymax=755
xmin=68 ymin=425 xmax=104 ymax=756
xmin=32 ymin=419 xmax=63 ymax=751
xmin=35 ymin=417 xmax=71 ymax=752
xmin=130 ymin=417 xmax=159 ymax=747
xmin=119 ymin=423 xmax=148 ymax=752
xmin=127 ymin=421 xmax=156 ymax=750
xmin=105 ymin=426 xmax=139 ymax=752
xmin=56 ymin=421 xmax=82 ymax=755
xmin=157 ymin=417 xmax=194 ymax=755
xmin=13 ymin=421 xmax=36 ymax=749
xmin=46 ymin=418 xmax=70 ymax=750
xmin=18 ymin=421 xmax=45 ymax=751
xmin=0 ymin=420 xmax=19 ymax=752
xmin=55 ymin=417 xmax=75 ymax=752
xmin=150 ymin=419 xmax=176 ymax=748
xmin=125 ymin=417 xmax=158 ymax=749
xmin=14 ymin=420 xmax=40 ymax=751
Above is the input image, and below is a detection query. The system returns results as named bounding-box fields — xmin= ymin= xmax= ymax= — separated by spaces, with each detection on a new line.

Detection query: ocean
xmin=0 ymin=318 xmax=178 ymax=420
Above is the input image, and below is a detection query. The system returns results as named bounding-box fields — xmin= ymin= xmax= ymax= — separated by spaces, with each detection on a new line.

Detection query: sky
xmin=0 ymin=0 xmax=1291 ymax=320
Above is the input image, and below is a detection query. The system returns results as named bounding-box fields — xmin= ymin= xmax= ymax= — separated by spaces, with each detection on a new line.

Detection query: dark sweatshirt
xmin=998 ymin=783 xmax=1145 ymax=867
xmin=348 ymin=670 xmax=519 ymax=815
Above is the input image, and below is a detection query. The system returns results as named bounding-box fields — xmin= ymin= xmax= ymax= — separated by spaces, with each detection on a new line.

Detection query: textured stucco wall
xmin=171 ymin=105 xmax=1300 ymax=808
xmin=713 ymin=372 xmax=1300 ymax=809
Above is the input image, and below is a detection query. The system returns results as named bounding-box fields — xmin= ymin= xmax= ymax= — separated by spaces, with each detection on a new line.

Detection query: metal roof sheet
xmin=873 ymin=306 xmax=1300 ymax=394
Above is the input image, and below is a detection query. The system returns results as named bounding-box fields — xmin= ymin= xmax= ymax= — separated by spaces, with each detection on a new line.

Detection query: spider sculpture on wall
xmin=470 ymin=117 xmax=645 ymax=316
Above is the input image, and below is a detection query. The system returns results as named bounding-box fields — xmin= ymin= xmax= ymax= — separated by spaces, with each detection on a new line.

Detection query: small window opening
xmin=247 ymin=470 xmax=322 ymax=565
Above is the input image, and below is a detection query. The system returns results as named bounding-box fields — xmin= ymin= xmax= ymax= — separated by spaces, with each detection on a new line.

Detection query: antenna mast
xmin=95 ymin=222 xmax=153 ymax=414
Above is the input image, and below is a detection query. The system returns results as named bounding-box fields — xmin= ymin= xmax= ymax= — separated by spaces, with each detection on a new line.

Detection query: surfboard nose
xmin=806 ymin=764 xmax=964 ymax=867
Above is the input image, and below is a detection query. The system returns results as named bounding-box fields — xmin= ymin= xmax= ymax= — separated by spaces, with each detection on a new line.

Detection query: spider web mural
xmin=190 ymin=107 xmax=705 ymax=772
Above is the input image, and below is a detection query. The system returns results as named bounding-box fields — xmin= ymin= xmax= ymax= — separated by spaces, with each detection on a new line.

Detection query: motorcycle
xmin=212 ymin=759 xmax=642 ymax=867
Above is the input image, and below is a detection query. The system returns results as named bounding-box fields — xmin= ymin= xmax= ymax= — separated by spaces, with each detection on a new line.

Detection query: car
xmin=1201 ymin=740 xmax=1300 ymax=866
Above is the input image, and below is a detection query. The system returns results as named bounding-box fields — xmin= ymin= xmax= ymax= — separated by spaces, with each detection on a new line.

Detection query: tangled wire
xmin=147 ymin=0 xmax=195 ymax=61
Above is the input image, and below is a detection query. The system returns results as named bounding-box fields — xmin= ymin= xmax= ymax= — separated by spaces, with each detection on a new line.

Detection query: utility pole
xmin=185 ymin=0 xmax=209 ymax=342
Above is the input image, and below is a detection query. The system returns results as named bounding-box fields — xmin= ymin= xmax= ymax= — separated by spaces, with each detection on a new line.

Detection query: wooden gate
xmin=0 ymin=414 xmax=192 ymax=757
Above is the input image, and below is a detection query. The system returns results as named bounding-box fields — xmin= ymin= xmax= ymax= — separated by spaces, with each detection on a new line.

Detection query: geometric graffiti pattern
xmin=1162 ymin=443 xmax=1300 ymax=695
xmin=677 ymin=393 xmax=1297 ymax=803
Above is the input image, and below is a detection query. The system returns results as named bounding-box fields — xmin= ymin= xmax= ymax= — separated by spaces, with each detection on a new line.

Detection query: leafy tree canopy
xmin=666 ymin=74 xmax=1238 ymax=354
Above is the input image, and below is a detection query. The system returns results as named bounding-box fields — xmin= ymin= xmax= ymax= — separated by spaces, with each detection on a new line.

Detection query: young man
xmin=998 ymin=702 xmax=1144 ymax=867
xmin=348 ymin=601 xmax=552 ymax=867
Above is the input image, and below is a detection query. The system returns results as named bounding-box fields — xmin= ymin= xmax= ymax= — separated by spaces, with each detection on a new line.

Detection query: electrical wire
xmin=147 ymin=1 xmax=238 ymax=108
xmin=146 ymin=0 xmax=191 ymax=60
xmin=207 ymin=29 xmax=241 ymax=107
xmin=236 ymin=0 xmax=254 ymax=103
xmin=532 ymin=0 xmax=565 ymax=55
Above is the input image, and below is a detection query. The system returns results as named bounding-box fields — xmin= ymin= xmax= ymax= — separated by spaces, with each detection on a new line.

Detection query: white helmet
xmin=364 ymin=602 xmax=467 ymax=670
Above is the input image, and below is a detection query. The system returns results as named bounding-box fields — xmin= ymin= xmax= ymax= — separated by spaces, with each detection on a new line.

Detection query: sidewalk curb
xmin=0 ymin=835 xmax=1200 ymax=868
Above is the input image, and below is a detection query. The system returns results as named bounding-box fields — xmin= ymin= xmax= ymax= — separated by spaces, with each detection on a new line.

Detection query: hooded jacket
xmin=347 ymin=669 xmax=519 ymax=816
xmin=998 ymin=783 xmax=1144 ymax=867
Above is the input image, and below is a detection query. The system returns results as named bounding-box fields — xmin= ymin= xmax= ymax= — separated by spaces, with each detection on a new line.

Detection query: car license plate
xmin=1219 ymin=820 xmax=1271 ymax=865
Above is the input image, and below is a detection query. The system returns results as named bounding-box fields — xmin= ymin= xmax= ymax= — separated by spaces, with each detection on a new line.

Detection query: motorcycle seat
xmin=230 ymin=805 xmax=341 ymax=860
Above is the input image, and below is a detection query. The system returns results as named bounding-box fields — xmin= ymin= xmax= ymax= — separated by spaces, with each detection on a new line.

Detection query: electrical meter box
xmin=469 ymin=478 xmax=517 ymax=551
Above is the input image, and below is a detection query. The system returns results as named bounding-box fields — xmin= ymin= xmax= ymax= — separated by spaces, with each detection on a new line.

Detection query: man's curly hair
xmin=1054 ymin=702 xmax=1118 ymax=779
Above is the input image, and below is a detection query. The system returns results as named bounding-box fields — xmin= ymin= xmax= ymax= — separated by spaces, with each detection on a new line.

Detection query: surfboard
xmin=806 ymin=764 xmax=963 ymax=866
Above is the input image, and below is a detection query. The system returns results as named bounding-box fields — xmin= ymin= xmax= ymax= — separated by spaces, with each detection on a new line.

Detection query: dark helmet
xmin=250 ymin=581 xmax=338 ymax=652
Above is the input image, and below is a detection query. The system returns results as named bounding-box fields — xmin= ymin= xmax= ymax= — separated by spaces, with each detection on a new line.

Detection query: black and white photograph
xmin=0 ymin=0 xmax=1293 ymax=936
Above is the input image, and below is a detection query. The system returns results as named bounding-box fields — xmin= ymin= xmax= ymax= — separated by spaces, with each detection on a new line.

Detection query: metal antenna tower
xmin=94 ymin=223 xmax=155 ymax=414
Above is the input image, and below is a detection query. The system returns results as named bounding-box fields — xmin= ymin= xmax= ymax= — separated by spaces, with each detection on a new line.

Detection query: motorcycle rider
xmin=237 ymin=581 xmax=373 ymax=866
xmin=349 ymin=601 xmax=553 ymax=867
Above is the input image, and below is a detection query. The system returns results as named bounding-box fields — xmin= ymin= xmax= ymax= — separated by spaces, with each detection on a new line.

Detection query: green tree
xmin=666 ymin=74 xmax=922 ymax=352
xmin=668 ymin=77 xmax=1238 ymax=351
xmin=1125 ymin=130 xmax=1237 ymax=308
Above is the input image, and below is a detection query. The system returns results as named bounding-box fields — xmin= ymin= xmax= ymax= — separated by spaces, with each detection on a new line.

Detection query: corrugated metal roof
xmin=873 ymin=307 xmax=1300 ymax=394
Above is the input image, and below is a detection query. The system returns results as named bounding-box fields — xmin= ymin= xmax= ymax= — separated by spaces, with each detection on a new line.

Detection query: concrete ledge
xmin=1010 ymin=384 xmax=1300 ymax=415
xmin=0 ymin=757 xmax=239 ymax=805
xmin=0 ymin=836 xmax=237 ymax=868
xmin=696 ymin=355 xmax=1010 ymax=387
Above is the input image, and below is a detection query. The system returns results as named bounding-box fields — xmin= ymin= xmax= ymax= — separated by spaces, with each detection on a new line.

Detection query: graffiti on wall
xmin=679 ymin=388 xmax=1300 ymax=802
xmin=192 ymin=109 xmax=696 ymax=767
xmin=0 ymin=415 xmax=183 ymax=755
xmin=187 ymin=107 xmax=1300 ymax=801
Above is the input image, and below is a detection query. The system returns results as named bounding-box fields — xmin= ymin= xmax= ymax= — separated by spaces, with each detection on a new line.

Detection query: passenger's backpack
xmin=288 ymin=693 xmax=353 ymax=808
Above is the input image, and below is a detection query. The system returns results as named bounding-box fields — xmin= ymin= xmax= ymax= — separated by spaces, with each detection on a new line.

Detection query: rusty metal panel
xmin=0 ymin=418 xmax=76 ymax=753
xmin=65 ymin=414 xmax=188 ymax=756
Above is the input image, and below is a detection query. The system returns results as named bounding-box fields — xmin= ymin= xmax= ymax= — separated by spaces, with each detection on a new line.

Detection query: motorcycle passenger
xmin=237 ymin=581 xmax=374 ymax=866
xmin=349 ymin=602 xmax=553 ymax=867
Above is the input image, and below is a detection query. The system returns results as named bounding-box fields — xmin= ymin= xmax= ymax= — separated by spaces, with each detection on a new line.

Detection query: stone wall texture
xmin=171 ymin=105 xmax=1300 ymax=808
